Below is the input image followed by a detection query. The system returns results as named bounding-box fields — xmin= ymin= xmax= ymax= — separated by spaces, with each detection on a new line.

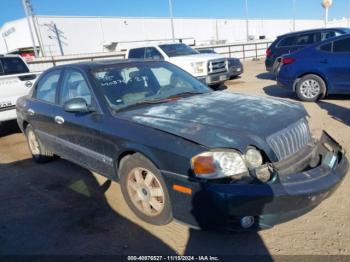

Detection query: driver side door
xmin=53 ymin=68 xmax=115 ymax=177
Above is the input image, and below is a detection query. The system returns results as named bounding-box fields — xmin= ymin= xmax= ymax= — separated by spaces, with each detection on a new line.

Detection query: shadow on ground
xmin=0 ymin=120 xmax=21 ymax=137
xmin=318 ymin=100 xmax=350 ymax=126
xmin=256 ymin=73 xmax=276 ymax=81
xmin=0 ymin=157 xmax=272 ymax=257
xmin=263 ymin=85 xmax=297 ymax=100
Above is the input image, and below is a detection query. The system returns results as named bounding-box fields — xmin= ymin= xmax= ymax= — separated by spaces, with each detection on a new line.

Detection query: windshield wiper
xmin=115 ymin=91 xmax=204 ymax=112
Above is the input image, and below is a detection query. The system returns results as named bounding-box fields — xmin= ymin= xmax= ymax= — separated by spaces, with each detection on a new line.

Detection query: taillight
xmin=266 ymin=48 xmax=272 ymax=57
xmin=282 ymin=57 xmax=296 ymax=65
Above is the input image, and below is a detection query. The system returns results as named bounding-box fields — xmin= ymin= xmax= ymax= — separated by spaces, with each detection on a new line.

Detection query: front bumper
xmin=197 ymin=72 xmax=230 ymax=86
xmin=163 ymin=132 xmax=349 ymax=231
xmin=228 ymin=65 xmax=244 ymax=78
xmin=0 ymin=107 xmax=17 ymax=122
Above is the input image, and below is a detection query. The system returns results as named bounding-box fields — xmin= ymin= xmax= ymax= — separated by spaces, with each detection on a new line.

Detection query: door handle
xmin=27 ymin=109 xmax=35 ymax=116
xmin=54 ymin=116 xmax=65 ymax=125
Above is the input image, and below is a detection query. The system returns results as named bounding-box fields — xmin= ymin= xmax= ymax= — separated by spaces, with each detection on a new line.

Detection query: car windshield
xmin=159 ymin=44 xmax=199 ymax=57
xmin=92 ymin=62 xmax=211 ymax=111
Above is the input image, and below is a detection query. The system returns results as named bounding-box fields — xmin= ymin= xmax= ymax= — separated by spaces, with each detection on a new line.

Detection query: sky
xmin=1 ymin=0 xmax=350 ymax=27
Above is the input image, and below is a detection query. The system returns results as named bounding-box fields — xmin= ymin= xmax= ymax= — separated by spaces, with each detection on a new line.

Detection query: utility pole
xmin=348 ymin=0 xmax=350 ymax=27
xmin=245 ymin=0 xmax=249 ymax=42
xmin=322 ymin=0 xmax=333 ymax=28
xmin=22 ymin=0 xmax=38 ymax=57
xmin=293 ymin=0 xmax=296 ymax=31
xmin=168 ymin=0 xmax=175 ymax=42
xmin=43 ymin=22 xmax=65 ymax=56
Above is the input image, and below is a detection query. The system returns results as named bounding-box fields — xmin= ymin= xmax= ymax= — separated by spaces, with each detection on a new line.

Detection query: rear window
xmin=277 ymin=36 xmax=296 ymax=47
xmin=321 ymin=31 xmax=339 ymax=41
xmin=0 ymin=57 xmax=29 ymax=76
xmin=128 ymin=48 xmax=145 ymax=59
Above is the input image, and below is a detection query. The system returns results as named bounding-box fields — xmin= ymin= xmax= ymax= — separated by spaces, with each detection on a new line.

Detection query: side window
xmin=128 ymin=48 xmax=145 ymax=59
xmin=277 ymin=36 xmax=297 ymax=47
xmin=145 ymin=47 xmax=164 ymax=60
xmin=321 ymin=31 xmax=336 ymax=41
xmin=0 ymin=60 xmax=4 ymax=75
xmin=35 ymin=70 xmax=61 ymax=103
xmin=60 ymin=70 xmax=92 ymax=106
xmin=296 ymin=33 xmax=320 ymax=46
xmin=319 ymin=42 xmax=333 ymax=52
xmin=333 ymin=37 xmax=350 ymax=53
xmin=0 ymin=57 xmax=29 ymax=75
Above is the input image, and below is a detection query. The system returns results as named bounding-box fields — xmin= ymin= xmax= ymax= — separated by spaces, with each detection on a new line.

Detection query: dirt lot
xmin=0 ymin=60 xmax=349 ymax=256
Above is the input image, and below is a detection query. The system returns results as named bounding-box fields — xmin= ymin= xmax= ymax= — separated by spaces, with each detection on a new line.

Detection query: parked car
xmin=16 ymin=60 xmax=348 ymax=231
xmin=265 ymin=28 xmax=350 ymax=73
xmin=0 ymin=55 xmax=38 ymax=123
xmin=198 ymin=48 xmax=244 ymax=79
xmin=277 ymin=34 xmax=350 ymax=102
xmin=126 ymin=43 xmax=229 ymax=86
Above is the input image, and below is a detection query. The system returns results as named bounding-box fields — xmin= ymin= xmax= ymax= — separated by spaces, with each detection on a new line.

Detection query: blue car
xmin=277 ymin=34 xmax=350 ymax=102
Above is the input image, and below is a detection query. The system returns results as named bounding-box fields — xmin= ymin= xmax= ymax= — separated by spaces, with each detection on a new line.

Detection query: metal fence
xmin=27 ymin=41 xmax=272 ymax=72
xmin=196 ymin=41 xmax=272 ymax=60
xmin=27 ymin=51 xmax=126 ymax=72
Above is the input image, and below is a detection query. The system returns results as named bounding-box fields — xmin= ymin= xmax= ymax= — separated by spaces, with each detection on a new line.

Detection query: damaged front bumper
xmin=164 ymin=132 xmax=349 ymax=231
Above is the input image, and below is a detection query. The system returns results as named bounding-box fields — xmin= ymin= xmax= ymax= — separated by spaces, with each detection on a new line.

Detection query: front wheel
xmin=25 ymin=124 xmax=54 ymax=163
xmin=119 ymin=153 xmax=173 ymax=225
xmin=296 ymin=74 xmax=326 ymax=102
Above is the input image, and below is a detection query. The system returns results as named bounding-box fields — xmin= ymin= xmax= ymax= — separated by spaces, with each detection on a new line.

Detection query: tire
xmin=296 ymin=74 xmax=326 ymax=102
xmin=25 ymin=124 xmax=54 ymax=163
xmin=119 ymin=153 xmax=173 ymax=225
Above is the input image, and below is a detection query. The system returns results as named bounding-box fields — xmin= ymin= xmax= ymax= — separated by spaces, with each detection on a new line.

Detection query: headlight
xmin=191 ymin=150 xmax=248 ymax=179
xmin=190 ymin=62 xmax=205 ymax=74
xmin=245 ymin=148 xmax=263 ymax=168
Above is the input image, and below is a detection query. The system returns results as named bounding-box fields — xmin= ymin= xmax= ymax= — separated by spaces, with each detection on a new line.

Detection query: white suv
xmin=126 ymin=43 xmax=229 ymax=86
xmin=0 ymin=55 xmax=38 ymax=123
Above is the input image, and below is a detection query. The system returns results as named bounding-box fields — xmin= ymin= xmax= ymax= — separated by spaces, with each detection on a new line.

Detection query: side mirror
xmin=64 ymin=97 xmax=91 ymax=113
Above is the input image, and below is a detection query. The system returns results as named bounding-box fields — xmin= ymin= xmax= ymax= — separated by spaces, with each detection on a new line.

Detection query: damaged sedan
xmin=16 ymin=60 xmax=349 ymax=231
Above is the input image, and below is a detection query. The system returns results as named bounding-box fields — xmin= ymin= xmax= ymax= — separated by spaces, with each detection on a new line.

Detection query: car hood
xmin=170 ymin=53 xmax=226 ymax=62
xmin=117 ymin=92 xmax=308 ymax=153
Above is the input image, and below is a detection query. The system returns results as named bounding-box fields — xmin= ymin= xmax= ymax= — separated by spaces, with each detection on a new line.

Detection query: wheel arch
xmin=116 ymin=146 xmax=163 ymax=178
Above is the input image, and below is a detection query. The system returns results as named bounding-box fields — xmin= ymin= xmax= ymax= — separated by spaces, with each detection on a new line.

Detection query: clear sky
xmin=1 ymin=0 xmax=350 ymax=27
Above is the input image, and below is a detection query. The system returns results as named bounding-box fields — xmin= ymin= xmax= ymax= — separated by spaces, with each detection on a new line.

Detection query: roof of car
xmin=277 ymin=27 xmax=349 ymax=38
xmin=45 ymin=59 xmax=166 ymax=71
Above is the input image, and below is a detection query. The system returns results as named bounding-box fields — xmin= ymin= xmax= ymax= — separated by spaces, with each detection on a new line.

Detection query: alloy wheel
xmin=126 ymin=167 xmax=165 ymax=217
xmin=300 ymin=79 xmax=321 ymax=99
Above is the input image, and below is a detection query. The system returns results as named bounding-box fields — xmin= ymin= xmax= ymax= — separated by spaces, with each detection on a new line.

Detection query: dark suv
xmin=265 ymin=27 xmax=350 ymax=73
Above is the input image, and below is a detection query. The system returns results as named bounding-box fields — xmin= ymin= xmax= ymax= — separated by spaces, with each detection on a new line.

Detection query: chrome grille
xmin=266 ymin=118 xmax=312 ymax=161
xmin=208 ymin=59 xmax=227 ymax=74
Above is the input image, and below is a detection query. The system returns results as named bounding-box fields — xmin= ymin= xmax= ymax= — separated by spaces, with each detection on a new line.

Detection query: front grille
xmin=208 ymin=59 xmax=227 ymax=74
xmin=266 ymin=118 xmax=312 ymax=161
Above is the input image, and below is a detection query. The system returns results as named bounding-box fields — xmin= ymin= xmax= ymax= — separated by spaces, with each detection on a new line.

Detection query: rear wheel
xmin=25 ymin=124 xmax=54 ymax=163
xmin=119 ymin=153 xmax=173 ymax=225
xmin=296 ymin=74 xmax=326 ymax=102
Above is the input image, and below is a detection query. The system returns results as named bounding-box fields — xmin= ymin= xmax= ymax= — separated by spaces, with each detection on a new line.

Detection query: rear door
xmin=323 ymin=37 xmax=350 ymax=93
xmin=0 ymin=57 xmax=37 ymax=112
xmin=27 ymin=69 xmax=62 ymax=151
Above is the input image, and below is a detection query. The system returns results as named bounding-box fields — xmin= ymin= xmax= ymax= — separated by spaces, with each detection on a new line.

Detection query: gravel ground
xmin=0 ymin=60 xmax=349 ymax=256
